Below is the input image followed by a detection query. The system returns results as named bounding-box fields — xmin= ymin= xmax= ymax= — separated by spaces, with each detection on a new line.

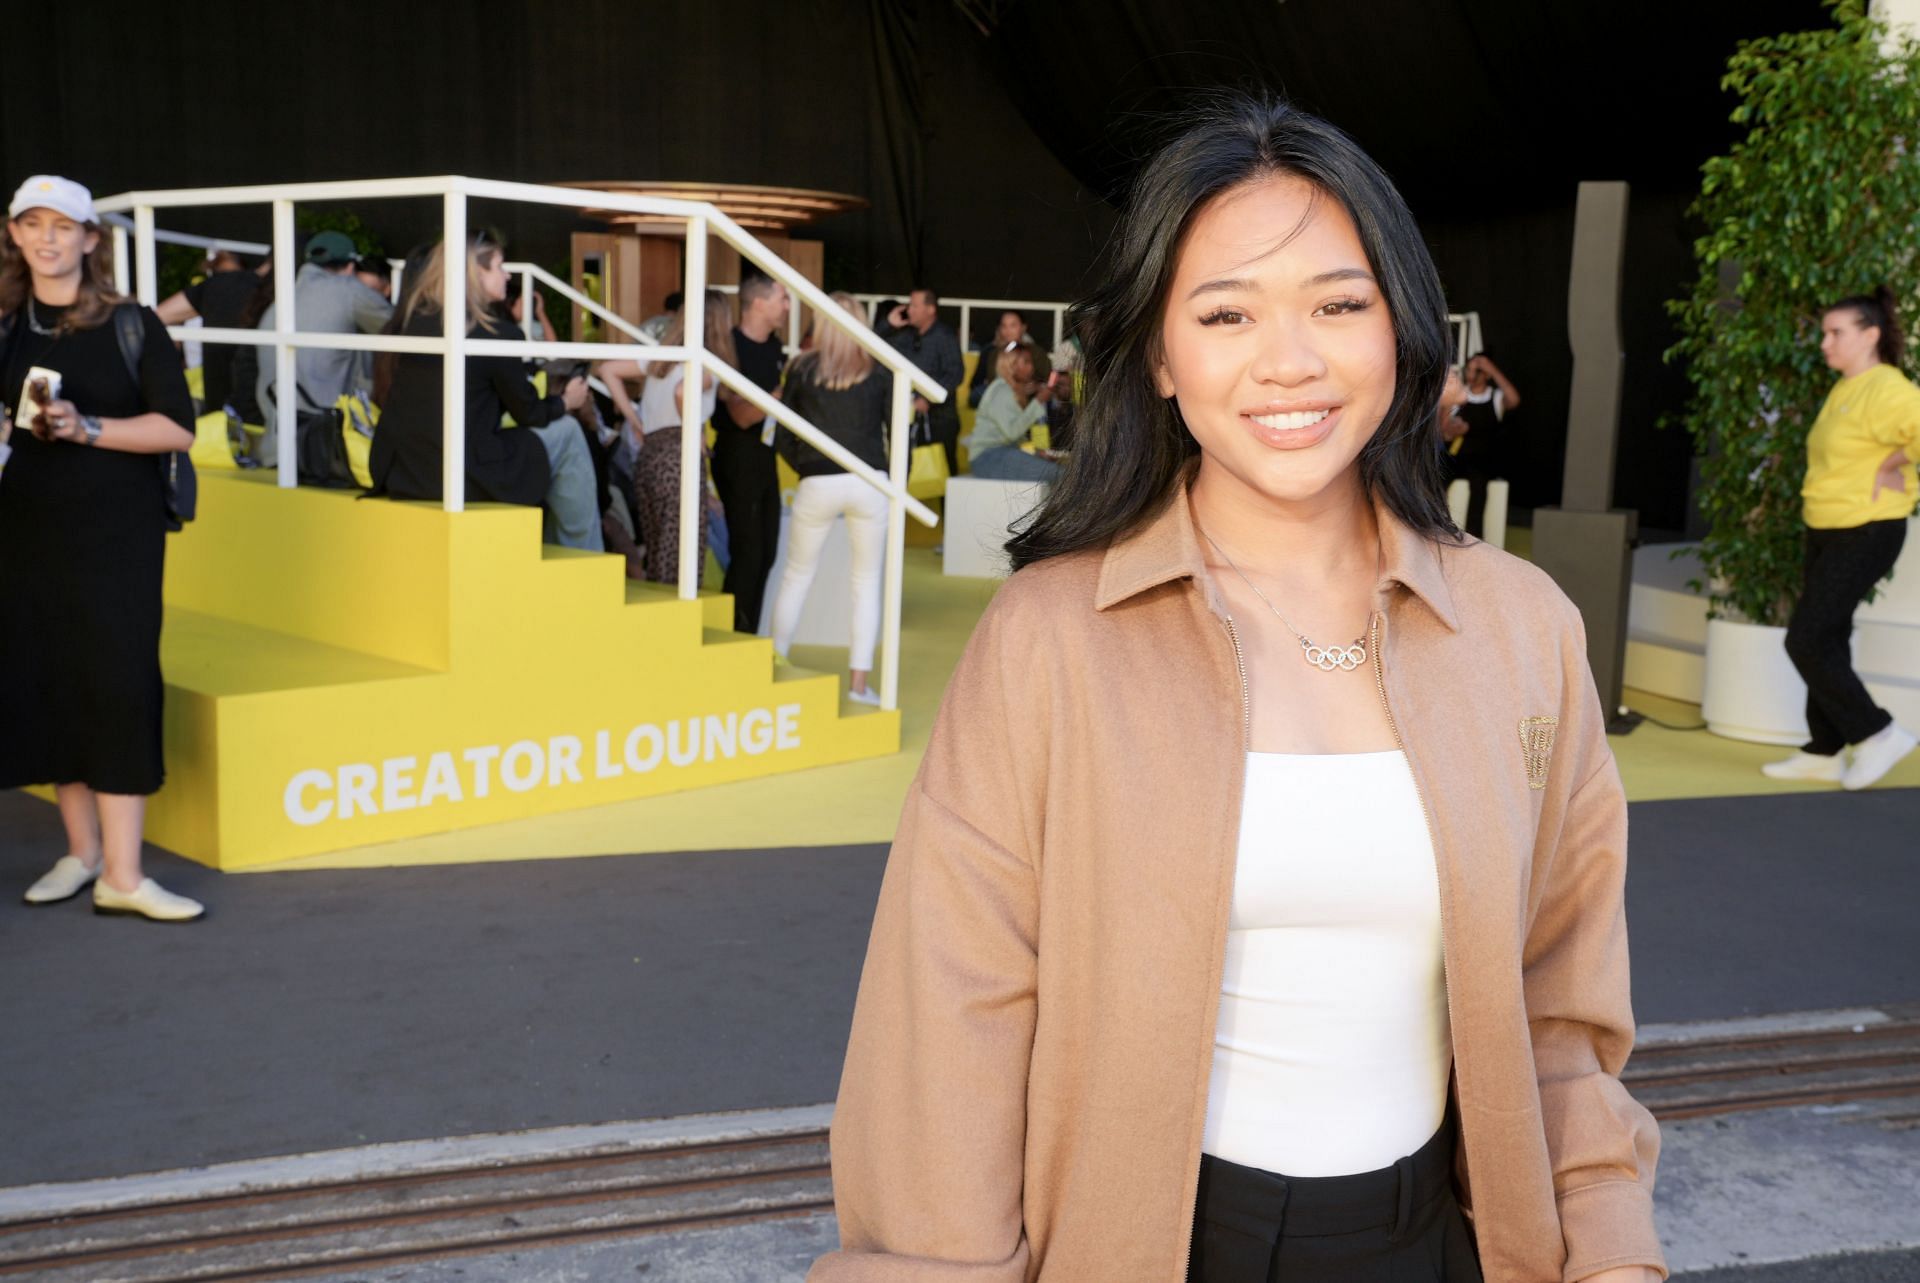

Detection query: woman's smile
xmin=1243 ymin=402 xmax=1342 ymax=449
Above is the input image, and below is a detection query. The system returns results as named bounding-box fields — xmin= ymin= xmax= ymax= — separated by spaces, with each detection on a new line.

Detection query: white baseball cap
xmin=8 ymin=174 xmax=97 ymax=225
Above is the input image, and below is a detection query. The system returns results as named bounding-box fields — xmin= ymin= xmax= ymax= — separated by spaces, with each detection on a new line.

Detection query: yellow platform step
xmin=138 ymin=472 xmax=900 ymax=870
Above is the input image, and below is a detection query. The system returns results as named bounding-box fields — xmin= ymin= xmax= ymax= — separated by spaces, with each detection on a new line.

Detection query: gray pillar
xmin=1531 ymin=180 xmax=1641 ymax=727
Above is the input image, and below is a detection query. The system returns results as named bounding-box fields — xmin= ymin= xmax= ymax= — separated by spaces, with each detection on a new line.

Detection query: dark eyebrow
xmin=1304 ymin=267 xmax=1376 ymax=288
xmin=1185 ymin=266 xmax=1376 ymax=302
xmin=1185 ymin=276 xmax=1253 ymax=301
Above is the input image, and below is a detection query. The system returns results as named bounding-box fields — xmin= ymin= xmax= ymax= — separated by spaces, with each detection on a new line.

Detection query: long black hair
xmin=1005 ymin=93 xmax=1456 ymax=572
xmin=1826 ymin=285 xmax=1906 ymax=367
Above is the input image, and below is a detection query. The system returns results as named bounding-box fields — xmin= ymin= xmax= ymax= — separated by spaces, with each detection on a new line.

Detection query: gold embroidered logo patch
xmin=1519 ymin=716 xmax=1559 ymax=790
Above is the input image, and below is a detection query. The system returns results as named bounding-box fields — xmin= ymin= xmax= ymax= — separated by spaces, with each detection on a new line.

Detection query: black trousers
xmin=931 ymin=409 xmax=960 ymax=475
xmin=712 ymin=441 xmax=781 ymax=635
xmin=1188 ymin=1114 xmax=1482 ymax=1283
xmin=1785 ymin=519 xmax=1907 ymax=755
xmin=1442 ymin=447 xmax=1496 ymax=539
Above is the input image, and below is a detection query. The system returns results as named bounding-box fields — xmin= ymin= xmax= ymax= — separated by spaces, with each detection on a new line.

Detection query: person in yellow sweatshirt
xmin=1764 ymin=286 xmax=1919 ymax=789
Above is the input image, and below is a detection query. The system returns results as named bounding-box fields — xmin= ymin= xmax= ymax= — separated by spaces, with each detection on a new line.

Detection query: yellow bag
xmin=907 ymin=440 xmax=949 ymax=500
xmin=337 ymin=393 xmax=377 ymax=489
xmin=902 ymin=409 xmax=950 ymax=500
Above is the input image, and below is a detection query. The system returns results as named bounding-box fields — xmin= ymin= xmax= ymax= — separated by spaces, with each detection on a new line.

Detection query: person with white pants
xmin=768 ymin=292 xmax=894 ymax=705
xmin=772 ymin=474 xmax=888 ymax=702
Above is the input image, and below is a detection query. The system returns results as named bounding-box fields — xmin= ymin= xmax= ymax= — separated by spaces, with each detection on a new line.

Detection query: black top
xmin=778 ymin=359 xmax=894 ymax=478
xmin=714 ymin=326 xmax=787 ymax=460
xmin=368 ymin=310 xmax=560 ymax=507
xmin=888 ymin=321 xmax=964 ymax=427
xmin=186 ymin=269 xmax=262 ymax=411
xmin=2 ymin=302 xmax=193 ymax=432
xmin=1456 ymin=394 xmax=1503 ymax=465
xmin=0 ymin=301 xmax=192 ymax=795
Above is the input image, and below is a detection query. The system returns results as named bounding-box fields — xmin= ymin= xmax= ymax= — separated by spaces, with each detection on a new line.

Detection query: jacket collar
xmin=1093 ymin=480 xmax=1462 ymax=633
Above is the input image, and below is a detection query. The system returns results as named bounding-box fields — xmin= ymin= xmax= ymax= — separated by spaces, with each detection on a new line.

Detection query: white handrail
xmin=854 ymin=292 xmax=1070 ymax=354
xmin=100 ymin=212 xmax=270 ymax=257
xmin=104 ymin=175 xmax=940 ymax=712
xmin=506 ymin=260 xmax=655 ymax=346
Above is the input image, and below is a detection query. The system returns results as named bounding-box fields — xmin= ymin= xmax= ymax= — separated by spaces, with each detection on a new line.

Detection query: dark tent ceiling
xmin=974 ymin=0 xmax=1826 ymax=217
xmin=955 ymin=0 xmax=1828 ymax=530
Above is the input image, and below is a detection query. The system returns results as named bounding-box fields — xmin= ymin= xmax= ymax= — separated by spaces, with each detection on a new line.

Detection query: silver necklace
xmin=1203 ymin=531 xmax=1371 ymax=673
xmin=26 ymin=297 xmax=56 ymax=337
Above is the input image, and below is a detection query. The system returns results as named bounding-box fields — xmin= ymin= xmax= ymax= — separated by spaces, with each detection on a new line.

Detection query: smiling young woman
xmin=810 ymin=96 xmax=1663 ymax=1283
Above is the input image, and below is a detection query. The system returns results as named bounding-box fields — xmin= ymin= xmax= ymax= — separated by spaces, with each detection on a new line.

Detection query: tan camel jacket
xmin=811 ymin=487 xmax=1665 ymax=1283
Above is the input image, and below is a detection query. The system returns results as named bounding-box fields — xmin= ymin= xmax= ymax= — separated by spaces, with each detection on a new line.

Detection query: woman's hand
xmin=36 ymin=398 xmax=90 ymax=444
xmin=561 ymin=376 xmax=589 ymax=413
xmin=1872 ymin=447 xmax=1909 ymax=500
xmin=1576 ymin=1268 xmax=1661 ymax=1283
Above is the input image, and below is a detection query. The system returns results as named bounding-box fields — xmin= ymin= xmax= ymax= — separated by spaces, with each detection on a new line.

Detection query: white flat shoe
xmin=1760 ymin=751 xmax=1846 ymax=782
xmin=848 ymin=687 xmax=883 ymax=707
xmin=1843 ymin=723 xmax=1918 ymax=791
xmin=24 ymin=855 xmax=101 ymax=905
xmin=93 ymin=877 xmax=205 ymax=923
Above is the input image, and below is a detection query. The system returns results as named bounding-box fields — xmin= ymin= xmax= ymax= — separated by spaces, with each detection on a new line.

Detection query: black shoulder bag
xmin=110 ymin=303 xmax=196 ymax=530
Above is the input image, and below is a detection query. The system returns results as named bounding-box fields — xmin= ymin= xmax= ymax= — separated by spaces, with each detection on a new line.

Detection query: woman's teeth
xmin=1250 ymin=409 xmax=1331 ymax=431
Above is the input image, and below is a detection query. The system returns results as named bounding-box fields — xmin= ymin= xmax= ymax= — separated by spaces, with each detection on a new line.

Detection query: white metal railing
xmin=101 ymin=211 xmax=269 ymax=258
xmin=94 ymin=176 xmax=946 ymax=711
xmin=1449 ymin=311 xmax=1482 ymax=368
xmin=854 ymin=292 xmax=1069 ymax=357
xmin=507 ymin=260 xmax=655 ymax=347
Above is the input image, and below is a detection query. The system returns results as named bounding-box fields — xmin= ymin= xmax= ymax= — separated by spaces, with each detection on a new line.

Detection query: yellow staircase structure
xmin=138 ymin=472 xmax=898 ymax=870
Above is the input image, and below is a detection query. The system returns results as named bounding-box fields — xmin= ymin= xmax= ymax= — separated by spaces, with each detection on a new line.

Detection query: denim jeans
xmin=530 ymin=415 xmax=604 ymax=552
xmin=969 ymin=445 xmax=1061 ymax=484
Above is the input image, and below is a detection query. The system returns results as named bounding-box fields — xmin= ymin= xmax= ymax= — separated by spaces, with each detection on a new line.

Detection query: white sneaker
xmin=848 ymin=687 xmax=883 ymax=707
xmin=1842 ymin=723 xmax=1919 ymax=791
xmin=93 ymin=877 xmax=205 ymax=922
xmin=23 ymin=855 xmax=101 ymax=905
xmin=1760 ymin=751 xmax=1846 ymax=782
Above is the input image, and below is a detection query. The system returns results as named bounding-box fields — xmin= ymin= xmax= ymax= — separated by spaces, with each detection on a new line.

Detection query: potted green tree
xmin=1669 ymin=0 xmax=1920 ymax=742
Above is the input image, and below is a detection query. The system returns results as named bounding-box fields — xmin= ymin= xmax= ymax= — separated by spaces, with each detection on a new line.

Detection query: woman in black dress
xmin=0 ymin=175 xmax=203 ymax=922
xmin=368 ymin=232 xmax=595 ymax=543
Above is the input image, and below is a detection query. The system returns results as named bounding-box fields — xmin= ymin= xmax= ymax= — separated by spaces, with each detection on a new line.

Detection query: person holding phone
xmin=965 ymin=342 xmax=1060 ymax=483
xmin=1 ymin=175 xmax=204 ymax=922
xmin=886 ymin=288 xmax=964 ymax=474
xmin=368 ymin=231 xmax=600 ymax=550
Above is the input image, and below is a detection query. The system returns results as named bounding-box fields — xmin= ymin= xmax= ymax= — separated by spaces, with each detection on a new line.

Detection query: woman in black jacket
xmin=1 ymin=175 xmax=204 ymax=922
xmin=369 ymin=233 xmax=598 ymax=547
xmin=767 ymin=292 xmax=894 ymax=705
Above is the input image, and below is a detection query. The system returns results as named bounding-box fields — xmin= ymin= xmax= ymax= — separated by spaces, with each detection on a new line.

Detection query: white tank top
xmin=638 ymin=366 xmax=718 ymax=435
xmin=1201 ymin=750 xmax=1452 ymax=1177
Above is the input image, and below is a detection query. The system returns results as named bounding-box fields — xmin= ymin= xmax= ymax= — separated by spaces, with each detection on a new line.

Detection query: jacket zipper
xmin=1177 ymin=613 xmax=1252 ymax=1282
xmin=1369 ymin=609 xmax=1470 ymax=1196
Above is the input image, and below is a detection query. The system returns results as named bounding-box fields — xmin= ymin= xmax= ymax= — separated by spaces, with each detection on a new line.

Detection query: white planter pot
xmin=1701 ymin=618 xmax=1809 ymax=745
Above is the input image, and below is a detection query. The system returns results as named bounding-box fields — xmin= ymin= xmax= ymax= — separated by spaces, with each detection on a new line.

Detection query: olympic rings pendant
xmin=1300 ymin=637 xmax=1367 ymax=673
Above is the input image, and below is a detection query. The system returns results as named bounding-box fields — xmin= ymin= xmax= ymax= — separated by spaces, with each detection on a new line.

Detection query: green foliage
xmin=156 ymin=243 xmax=204 ymax=300
xmin=1667 ymin=0 xmax=1920 ymax=624
xmin=296 ymin=208 xmax=383 ymax=259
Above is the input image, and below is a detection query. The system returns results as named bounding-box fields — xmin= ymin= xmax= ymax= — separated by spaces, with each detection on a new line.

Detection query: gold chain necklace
xmin=1203 ymin=531 xmax=1372 ymax=674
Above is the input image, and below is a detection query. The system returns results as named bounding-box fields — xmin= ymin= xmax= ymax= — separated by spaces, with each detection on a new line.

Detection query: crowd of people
xmin=4 ymin=150 xmax=1913 ymax=945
